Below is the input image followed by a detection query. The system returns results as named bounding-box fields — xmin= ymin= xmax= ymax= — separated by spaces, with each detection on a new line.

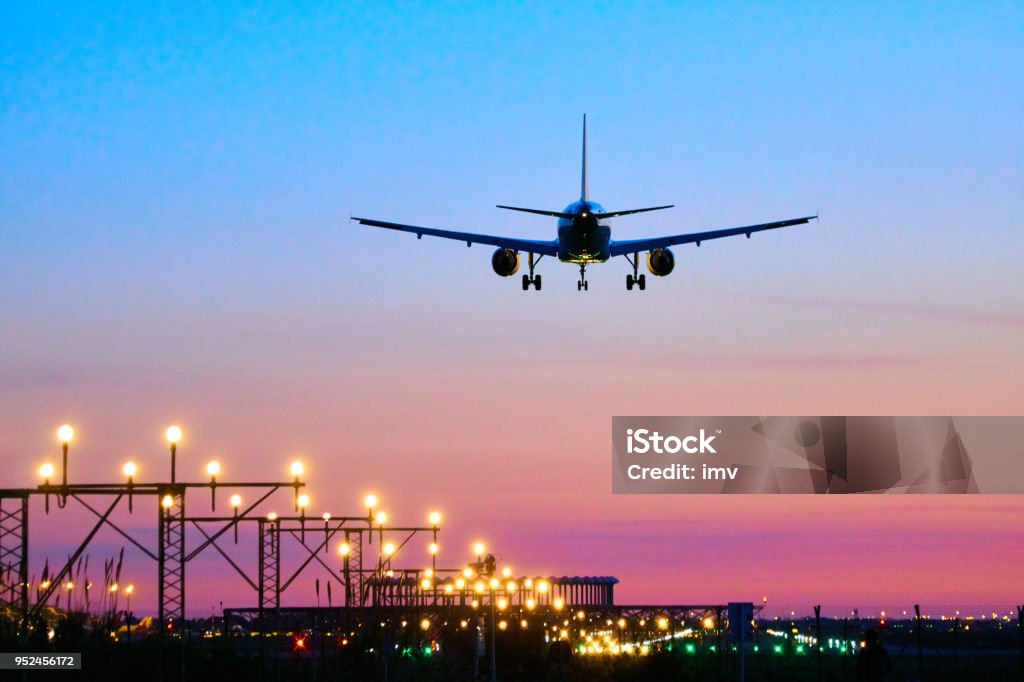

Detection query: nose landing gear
xmin=577 ymin=264 xmax=589 ymax=291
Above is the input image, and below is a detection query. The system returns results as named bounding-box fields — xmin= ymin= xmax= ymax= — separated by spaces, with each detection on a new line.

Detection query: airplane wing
xmin=352 ymin=217 xmax=560 ymax=256
xmin=608 ymin=216 xmax=817 ymax=256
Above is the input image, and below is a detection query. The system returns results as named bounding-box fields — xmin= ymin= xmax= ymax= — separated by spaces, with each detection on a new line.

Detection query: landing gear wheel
xmin=626 ymin=274 xmax=634 ymax=290
xmin=534 ymin=275 xmax=542 ymax=291
xmin=522 ymin=274 xmax=530 ymax=290
xmin=638 ymin=274 xmax=646 ymax=291
xmin=577 ymin=281 xmax=583 ymax=291
xmin=583 ymin=281 xmax=589 ymax=291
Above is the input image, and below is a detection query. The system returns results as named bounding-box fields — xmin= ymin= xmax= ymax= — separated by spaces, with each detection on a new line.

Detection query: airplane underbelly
xmin=558 ymin=225 xmax=610 ymax=263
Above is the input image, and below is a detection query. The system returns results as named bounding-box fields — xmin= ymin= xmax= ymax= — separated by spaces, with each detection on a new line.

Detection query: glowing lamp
xmin=297 ymin=493 xmax=310 ymax=509
xmin=290 ymin=460 xmax=304 ymax=477
xmin=229 ymin=494 xmax=242 ymax=508
xmin=375 ymin=511 xmax=387 ymax=524
xmin=428 ymin=511 xmax=441 ymax=525
xmin=473 ymin=542 xmax=485 ymax=556
xmin=161 ymin=495 xmax=174 ymax=509
xmin=364 ymin=494 xmax=377 ymax=508
xmin=39 ymin=463 xmax=55 ymax=479
xmin=383 ymin=542 xmax=396 ymax=556
xmin=123 ymin=462 xmax=138 ymax=478
xmin=428 ymin=542 xmax=439 ymax=555
xmin=57 ymin=424 xmax=75 ymax=444
xmin=206 ymin=461 xmax=220 ymax=477
xmin=339 ymin=543 xmax=351 ymax=556
xmin=165 ymin=425 xmax=182 ymax=444
xmin=267 ymin=512 xmax=278 ymax=521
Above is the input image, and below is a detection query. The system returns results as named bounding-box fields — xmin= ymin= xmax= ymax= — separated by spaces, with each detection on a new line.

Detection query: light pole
xmin=469 ymin=542 xmax=498 ymax=682
xmin=165 ymin=425 xmax=182 ymax=483
xmin=57 ymin=424 xmax=73 ymax=507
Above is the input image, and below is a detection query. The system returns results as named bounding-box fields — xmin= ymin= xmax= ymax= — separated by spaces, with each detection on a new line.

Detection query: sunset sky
xmin=2 ymin=2 xmax=1022 ymax=617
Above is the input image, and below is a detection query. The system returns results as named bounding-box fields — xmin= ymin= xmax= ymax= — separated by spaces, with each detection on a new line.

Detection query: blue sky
xmin=2 ymin=2 xmax=1023 ymax=613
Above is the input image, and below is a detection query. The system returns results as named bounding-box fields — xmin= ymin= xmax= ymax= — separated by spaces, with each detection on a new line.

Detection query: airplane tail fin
xmin=580 ymin=113 xmax=588 ymax=201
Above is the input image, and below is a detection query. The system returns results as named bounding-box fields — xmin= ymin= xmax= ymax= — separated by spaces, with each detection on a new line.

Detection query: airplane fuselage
xmin=556 ymin=200 xmax=611 ymax=263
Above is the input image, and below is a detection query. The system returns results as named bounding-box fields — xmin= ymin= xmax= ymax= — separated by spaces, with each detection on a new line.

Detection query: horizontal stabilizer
xmin=496 ymin=205 xmax=575 ymax=219
xmin=596 ymin=205 xmax=674 ymax=219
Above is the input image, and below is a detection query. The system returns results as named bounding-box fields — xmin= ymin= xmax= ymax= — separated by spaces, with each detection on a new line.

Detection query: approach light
xmin=57 ymin=424 xmax=75 ymax=444
xmin=502 ymin=567 xmax=512 ymax=578
xmin=290 ymin=460 xmax=304 ymax=477
xmin=39 ymin=463 xmax=55 ymax=480
xmin=165 ymin=425 xmax=182 ymax=445
xmin=420 ymin=578 xmax=432 ymax=590
xmin=267 ymin=512 xmax=278 ymax=521
xmin=364 ymin=494 xmax=377 ymax=509
xmin=161 ymin=495 xmax=174 ymax=509
xmin=123 ymin=462 xmax=137 ymax=478
xmin=383 ymin=542 xmax=396 ymax=556
xmin=497 ymin=598 xmax=508 ymax=610
xmin=553 ymin=597 xmax=564 ymax=610
xmin=537 ymin=580 xmax=549 ymax=593
xmin=489 ymin=578 xmax=499 ymax=589
xmin=473 ymin=542 xmax=485 ymax=556
xmin=526 ymin=598 xmax=536 ymax=610
xmin=428 ymin=511 xmax=441 ymax=526
xmin=206 ymin=460 xmax=220 ymax=477
xmin=229 ymin=494 xmax=242 ymax=508
xmin=322 ymin=512 xmax=331 ymax=521
xmin=703 ymin=616 xmax=715 ymax=630
xmin=297 ymin=494 xmax=310 ymax=509
xmin=474 ymin=581 xmax=485 ymax=594
xmin=506 ymin=581 xmax=517 ymax=592
xmin=124 ymin=585 xmax=134 ymax=595
xmin=420 ymin=618 xmax=431 ymax=631
xmin=428 ymin=542 xmax=439 ymax=555
xmin=339 ymin=543 xmax=351 ymax=556
xmin=109 ymin=584 xmax=118 ymax=593
xmin=375 ymin=511 xmax=387 ymax=525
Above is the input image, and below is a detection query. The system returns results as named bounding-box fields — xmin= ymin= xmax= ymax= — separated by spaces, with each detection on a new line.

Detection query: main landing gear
xmin=521 ymin=253 xmax=543 ymax=291
xmin=577 ymin=263 xmax=589 ymax=291
xmin=625 ymin=252 xmax=646 ymax=291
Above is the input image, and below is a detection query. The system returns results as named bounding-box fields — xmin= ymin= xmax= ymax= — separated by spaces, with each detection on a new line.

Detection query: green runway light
xmin=685 ymin=643 xmax=696 ymax=654
xmin=796 ymin=645 xmax=805 ymax=654
xmin=773 ymin=644 xmax=783 ymax=654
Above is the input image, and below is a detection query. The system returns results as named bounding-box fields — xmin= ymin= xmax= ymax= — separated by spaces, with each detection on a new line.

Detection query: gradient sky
xmin=2 ymin=2 xmax=1023 ymax=617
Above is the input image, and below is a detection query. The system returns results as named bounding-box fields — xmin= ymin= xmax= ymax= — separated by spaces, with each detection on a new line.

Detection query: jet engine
xmin=491 ymin=248 xmax=520 ymax=277
xmin=646 ymin=248 xmax=675 ymax=276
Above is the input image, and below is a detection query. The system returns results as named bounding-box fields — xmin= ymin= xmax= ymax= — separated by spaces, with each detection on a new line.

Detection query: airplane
xmin=351 ymin=116 xmax=817 ymax=291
